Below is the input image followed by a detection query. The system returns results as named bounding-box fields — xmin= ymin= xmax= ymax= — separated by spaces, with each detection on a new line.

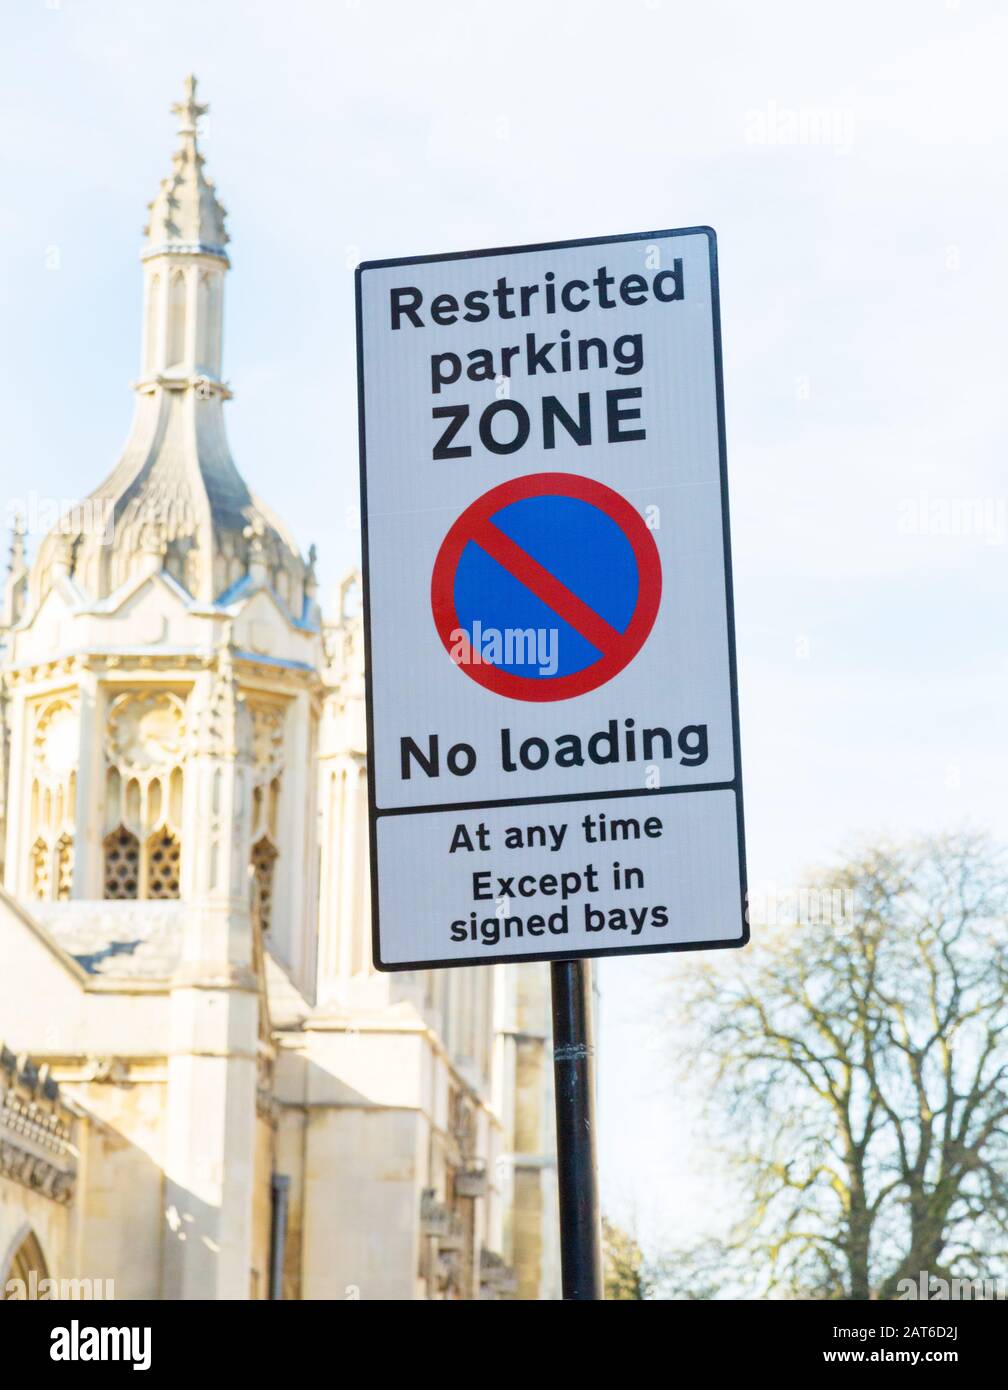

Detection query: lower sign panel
xmin=373 ymin=789 xmax=746 ymax=969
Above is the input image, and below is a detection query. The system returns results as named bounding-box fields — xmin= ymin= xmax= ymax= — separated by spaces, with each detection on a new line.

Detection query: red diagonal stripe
xmin=470 ymin=518 xmax=627 ymax=659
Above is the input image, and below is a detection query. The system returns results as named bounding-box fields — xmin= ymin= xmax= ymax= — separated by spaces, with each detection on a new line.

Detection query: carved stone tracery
xmin=27 ymin=697 xmax=79 ymax=900
xmin=0 ymin=1047 xmax=77 ymax=1206
xmin=246 ymin=696 xmax=284 ymax=932
xmin=104 ymin=691 xmax=186 ymax=900
xmin=106 ymin=690 xmax=185 ymax=773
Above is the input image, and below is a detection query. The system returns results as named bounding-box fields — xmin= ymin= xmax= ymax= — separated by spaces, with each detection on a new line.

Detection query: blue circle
xmin=453 ymin=494 xmax=639 ymax=680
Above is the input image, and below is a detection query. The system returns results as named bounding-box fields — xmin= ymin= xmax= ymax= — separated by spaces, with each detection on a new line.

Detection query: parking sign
xmin=356 ymin=227 xmax=747 ymax=969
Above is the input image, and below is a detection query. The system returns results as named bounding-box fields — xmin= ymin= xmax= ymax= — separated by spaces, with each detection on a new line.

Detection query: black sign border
xmin=355 ymin=226 xmax=748 ymax=971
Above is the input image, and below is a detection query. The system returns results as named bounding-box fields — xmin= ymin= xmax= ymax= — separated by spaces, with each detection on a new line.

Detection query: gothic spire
xmin=25 ymin=79 xmax=309 ymax=613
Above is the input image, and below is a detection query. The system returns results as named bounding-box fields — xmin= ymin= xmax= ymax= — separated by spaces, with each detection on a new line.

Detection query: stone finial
xmin=51 ymin=533 xmax=74 ymax=580
xmin=170 ymin=74 xmax=208 ymax=137
xmin=242 ymin=513 xmax=266 ymax=556
xmin=138 ymin=518 xmax=169 ymax=556
xmin=8 ymin=512 xmax=26 ymax=574
xmin=2 ymin=512 xmax=28 ymax=626
xmin=137 ymin=518 xmax=168 ymax=576
xmin=242 ymin=513 xmax=269 ymax=586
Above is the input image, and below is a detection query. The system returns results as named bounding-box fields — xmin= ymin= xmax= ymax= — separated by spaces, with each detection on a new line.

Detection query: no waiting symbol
xmin=430 ymin=472 xmax=662 ymax=702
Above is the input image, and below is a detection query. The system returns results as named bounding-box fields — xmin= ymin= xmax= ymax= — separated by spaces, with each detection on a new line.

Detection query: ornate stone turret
xmin=3 ymin=75 xmax=323 ymax=989
xmin=27 ymin=76 xmax=308 ymax=615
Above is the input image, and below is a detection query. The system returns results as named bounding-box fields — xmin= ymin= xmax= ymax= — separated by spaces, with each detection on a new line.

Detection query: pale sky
xmin=2 ymin=0 xmax=1006 ymax=1255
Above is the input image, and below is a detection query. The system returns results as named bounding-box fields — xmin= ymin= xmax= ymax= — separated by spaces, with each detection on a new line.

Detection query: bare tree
xmin=602 ymin=1217 xmax=649 ymax=1300
xmin=671 ymin=833 xmax=1008 ymax=1299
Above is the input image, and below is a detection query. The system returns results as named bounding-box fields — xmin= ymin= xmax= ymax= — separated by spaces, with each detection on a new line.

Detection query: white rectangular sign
xmin=356 ymin=228 xmax=747 ymax=969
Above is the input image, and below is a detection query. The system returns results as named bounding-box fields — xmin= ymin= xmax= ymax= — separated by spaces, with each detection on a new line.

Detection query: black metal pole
xmin=550 ymin=958 xmax=603 ymax=1300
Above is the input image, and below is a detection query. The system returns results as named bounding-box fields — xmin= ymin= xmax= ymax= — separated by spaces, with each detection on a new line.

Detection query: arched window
xmin=103 ymin=825 xmax=139 ymax=900
xmin=167 ymin=269 xmax=186 ymax=365
xmin=104 ymin=691 xmax=185 ymax=900
xmin=28 ymin=699 xmax=77 ymax=901
xmin=144 ymin=273 xmax=160 ymax=373
xmin=4 ymin=1230 xmax=49 ymax=1299
xmin=145 ymin=825 xmax=181 ymax=899
xmin=196 ymin=271 xmax=210 ymax=368
xmin=251 ymin=836 xmax=278 ymax=933
xmin=207 ymin=273 xmax=222 ymax=366
xmin=55 ymin=833 xmax=74 ymax=901
xmin=196 ymin=270 xmax=220 ymax=371
xmin=30 ymin=837 xmax=49 ymax=900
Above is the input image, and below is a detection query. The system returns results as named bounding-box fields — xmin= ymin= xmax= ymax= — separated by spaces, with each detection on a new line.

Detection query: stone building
xmin=0 ymin=78 xmax=559 ymax=1301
